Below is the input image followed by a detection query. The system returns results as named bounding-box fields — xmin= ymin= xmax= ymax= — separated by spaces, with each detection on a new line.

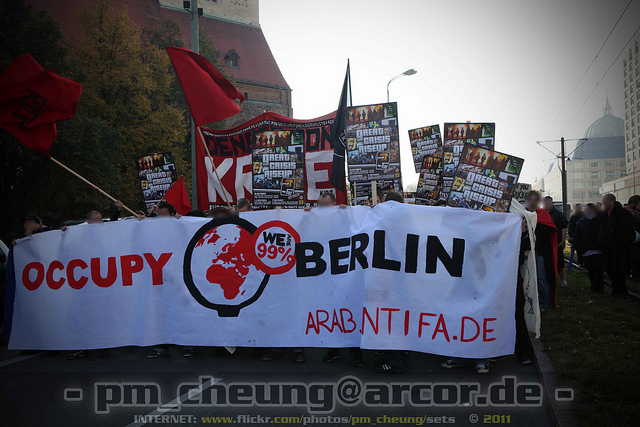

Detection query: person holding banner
xmin=311 ymin=192 xmax=364 ymax=368
xmin=374 ymin=191 xmax=408 ymax=374
xmin=526 ymin=191 xmax=557 ymax=311
xmin=67 ymin=206 xmax=125 ymax=360
xmin=145 ymin=202 xmax=196 ymax=359
xmin=236 ymin=198 xmax=252 ymax=213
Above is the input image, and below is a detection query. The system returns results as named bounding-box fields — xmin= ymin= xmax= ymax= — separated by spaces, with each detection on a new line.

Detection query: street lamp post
xmin=560 ymin=137 xmax=568 ymax=217
xmin=386 ymin=69 xmax=417 ymax=102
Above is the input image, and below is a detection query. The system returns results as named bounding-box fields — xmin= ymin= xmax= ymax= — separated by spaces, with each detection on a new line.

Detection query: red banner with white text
xmin=197 ymin=112 xmax=347 ymax=210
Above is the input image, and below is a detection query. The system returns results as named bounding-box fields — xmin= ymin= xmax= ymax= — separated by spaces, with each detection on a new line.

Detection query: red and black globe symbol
xmin=183 ymin=216 xmax=299 ymax=317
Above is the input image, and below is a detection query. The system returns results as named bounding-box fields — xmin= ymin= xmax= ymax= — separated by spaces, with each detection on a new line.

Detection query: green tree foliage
xmin=1 ymin=0 xmax=198 ymax=242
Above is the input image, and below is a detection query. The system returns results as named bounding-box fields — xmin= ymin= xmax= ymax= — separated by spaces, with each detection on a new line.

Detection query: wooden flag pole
xmin=371 ymin=180 xmax=378 ymax=206
xmin=196 ymin=127 xmax=233 ymax=210
xmin=49 ymin=157 xmax=139 ymax=217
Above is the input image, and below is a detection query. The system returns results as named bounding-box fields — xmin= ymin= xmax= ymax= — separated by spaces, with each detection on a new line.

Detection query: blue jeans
xmin=536 ymin=255 xmax=550 ymax=310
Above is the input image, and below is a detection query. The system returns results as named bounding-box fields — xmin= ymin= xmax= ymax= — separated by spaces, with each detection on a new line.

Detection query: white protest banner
xmin=9 ymin=203 xmax=520 ymax=358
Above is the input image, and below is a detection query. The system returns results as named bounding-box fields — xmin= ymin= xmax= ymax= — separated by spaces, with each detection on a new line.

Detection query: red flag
xmin=0 ymin=54 xmax=82 ymax=157
xmin=165 ymin=47 xmax=245 ymax=127
xmin=163 ymin=176 xmax=192 ymax=216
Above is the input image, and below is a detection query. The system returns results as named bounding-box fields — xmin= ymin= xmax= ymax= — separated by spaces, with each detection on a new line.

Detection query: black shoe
xmin=212 ymin=347 xmax=228 ymax=357
xmin=146 ymin=350 xmax=168 ymax=359
xmin=183 ymin=348 xmax=194 ymax=357
xmin=372 ymin=351 xmax=385 ymax=366
xmin=294 ymin=352 xmax=306 ymax=363
xmin=351 ymin=357 xmax=364 ymax=367
xmin=374 ymin=362 xmax=404 ymax=374
xmin=67 ymin=350 xmax=88 ymax=360
xmin=262 ymin=350 xmax=284 ymax=361
xmin=99 ymin=349 xmax=110 ymax=358
xmin=323 ymin=349 xmax=341 ymax=363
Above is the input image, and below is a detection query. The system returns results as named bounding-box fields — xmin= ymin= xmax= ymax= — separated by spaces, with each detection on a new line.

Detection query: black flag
xmin=330 ymin=60 xmax=352 ymax=190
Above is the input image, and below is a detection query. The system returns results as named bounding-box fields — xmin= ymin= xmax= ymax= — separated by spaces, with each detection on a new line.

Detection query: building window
xmin=572 ymin=192 xmax=584 ymax=199
xmin=573 ymin=182 xmax=584 ymax=189
xmin=590 ymin=171 xmax=600 ymax=179
xmin=605 ymin=171 xmax=617 ymax=180
xmin=571 ymin=161 xmax=584 ymax=169
xmin=572 ymin=172 xmax=585 ymax=179
xmin=592 ymin=181 xmax=601 ymax=188
xmin=604 ymin=160 xmax=616 ymax=167
xmin=223 ymin=50 xmax=239 ymax=69
xmin=621 ymin=159 xmax=626 ymax=167
xmin=589 ymin=161 xmax=600 ymax=168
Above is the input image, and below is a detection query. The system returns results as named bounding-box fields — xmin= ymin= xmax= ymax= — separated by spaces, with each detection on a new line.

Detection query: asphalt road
xmin=0 ymin=346 xmax=553 ymax=427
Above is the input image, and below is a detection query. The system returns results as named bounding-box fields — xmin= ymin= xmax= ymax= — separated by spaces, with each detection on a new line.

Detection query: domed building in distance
xmin=533 ymin=98 xmax=626 ymax=208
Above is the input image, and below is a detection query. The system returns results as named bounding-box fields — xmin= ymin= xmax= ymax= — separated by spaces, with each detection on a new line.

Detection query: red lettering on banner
xmin=67 ymin=259 xmax=88 ymax=290
xmin=144 ymin=253 xmax=173 ymax=285
xmin=22 ymin=253 xmax=174 ymax=290
xmin=331 ymin=310 xmax=344 ymax=333
xmin=381 ymin=307 xmax=400 ymax=334
xmin=340 ymin=309 xmax=356 ymax=333
xmin=91 ymin=257 xmax=117 ymax=288
xmin=46 ymin=260 xmax=65 ymax=290
xmin=432 ymin=314 xmax=451 ymax=342
xmin=23 ymin=262 xmax=44 ymax=291
xmin=306 ymin=312 xmax=319 ymax=335
xmin=461 ymin=316 xmax=480 ymax=342
xmin=418 ymin=312 xmax=437 ymax=338
xmin=306 ymin=309 xmax=358 ymax=335
xmin=121 ymin=255 xmax=144 ymax=286
xmin=316 ymin=310 xmax=330 ymax=332
xmin=483 ymin=318 xmax=497 ymax=342
xmin=362 ymin=306 xmax=379 ymax=334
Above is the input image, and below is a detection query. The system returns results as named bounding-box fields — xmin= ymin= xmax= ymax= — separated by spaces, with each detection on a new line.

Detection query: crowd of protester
xmin=9 ymin=188 xmax=636 ymax=376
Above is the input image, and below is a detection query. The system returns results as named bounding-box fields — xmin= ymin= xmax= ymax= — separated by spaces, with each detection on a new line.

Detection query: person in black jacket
xmin=601 ymin=194 xmax=635 ymax=296
xmin=573 ymin=204 xmax=604 ymax=293
xmin=567 ymin=203 xmax=583 ymax=265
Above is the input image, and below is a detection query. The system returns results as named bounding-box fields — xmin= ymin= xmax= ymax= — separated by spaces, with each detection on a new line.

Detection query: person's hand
xmin=338 ymin=204 xmax=347 ymax=209
xmin=61 ymin=226 xmax=68 ymax=232
xmin=150 ymin=205 xmax=158 ymax=214
xmin=303 ymin=206 xmax=312 ymax=212
xmin=114 ymin=200 xmax=123 ymax=211
xmin=11 ymin=238 xmax=17 ymax=246
xmin=175 ymin=214 xmax=182 ymax=219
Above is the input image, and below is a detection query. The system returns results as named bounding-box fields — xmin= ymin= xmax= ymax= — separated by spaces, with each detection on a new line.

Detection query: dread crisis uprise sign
xmin=447 ymin=144 xmax=524 ymax=212
xmin=196 ymin=112 xmax=346 ymax=210
xmin=409 ymin=125 xmax=442 ymax=173
xmin=9 ymin=203 xmax=521 ymax=358
xmin=346 ymin=103 xmax=401 ymax=183
xmin=440 ymin=123 xmax=495 ymax=200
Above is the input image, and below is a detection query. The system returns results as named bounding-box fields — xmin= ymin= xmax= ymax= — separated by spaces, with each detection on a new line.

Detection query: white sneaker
xmin=476 ymin=363 xmax=489 ymax=374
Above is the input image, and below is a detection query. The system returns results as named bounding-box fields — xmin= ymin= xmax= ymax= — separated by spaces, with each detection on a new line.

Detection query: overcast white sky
xmin=259 ymin=0 xmax=640 ymax=187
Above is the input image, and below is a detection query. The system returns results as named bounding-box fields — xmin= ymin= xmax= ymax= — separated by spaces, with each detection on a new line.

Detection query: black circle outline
xmin=183 ymin=215 xmax=270 ymax=317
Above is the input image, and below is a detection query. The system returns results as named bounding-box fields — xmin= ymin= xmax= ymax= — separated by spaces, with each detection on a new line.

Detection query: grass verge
xmin=541 ymin=264 xmax=640 ymax=426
